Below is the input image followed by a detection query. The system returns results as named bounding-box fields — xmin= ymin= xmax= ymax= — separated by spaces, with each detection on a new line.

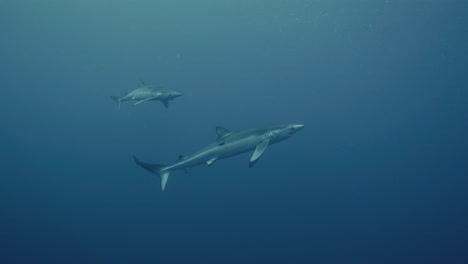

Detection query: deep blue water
xmin=2 ymin=1 xmax=468 ymax=263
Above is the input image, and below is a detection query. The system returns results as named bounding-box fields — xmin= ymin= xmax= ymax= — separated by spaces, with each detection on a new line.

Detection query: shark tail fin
xmin=110 ymin=96 xmax=121 ymax=111
xmin=133 ymin=156 xmax=171 ymax=191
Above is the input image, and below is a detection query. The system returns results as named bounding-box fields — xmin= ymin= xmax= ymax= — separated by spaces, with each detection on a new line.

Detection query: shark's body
xmin=110 ymin=82 xmax=181 ymax=110
xmin=133 ymin=124 xmax=304 ymax=191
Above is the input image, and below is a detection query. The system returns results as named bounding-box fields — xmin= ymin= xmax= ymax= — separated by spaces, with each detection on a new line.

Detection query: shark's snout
xmin=292 ymin=124 xmax=304 ymax=131
xmin=172 ymin=91 xmax=182 ymax=98
xmin=287 ymin=124 xmax=304 ymax=136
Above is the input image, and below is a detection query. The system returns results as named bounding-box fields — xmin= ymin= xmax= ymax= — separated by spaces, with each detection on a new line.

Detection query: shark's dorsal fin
xmin=139 ymin=79 xmax=146 ymax=86
xmin=176 ymin=155 xmax=187 ymax=162
xmin=249 ymin=139 xmax=270 ymax=167
xmin=162 ymin=100 xmax=169 ymax=108
xmin=216 ymin=126 xmax=232 ymax=140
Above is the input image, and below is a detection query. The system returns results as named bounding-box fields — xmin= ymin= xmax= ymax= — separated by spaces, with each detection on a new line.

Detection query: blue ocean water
xmin=2 ymin=1 xmax=468 ymax=263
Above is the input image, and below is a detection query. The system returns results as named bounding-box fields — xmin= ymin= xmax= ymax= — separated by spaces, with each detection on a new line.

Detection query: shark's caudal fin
xmin=133 ymin=156 xmax=171 ymax=191
xmin=110 ymin=96 xmax=121 ymax=111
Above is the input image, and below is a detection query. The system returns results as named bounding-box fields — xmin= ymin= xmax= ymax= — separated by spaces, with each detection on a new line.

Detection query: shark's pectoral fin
xmin=206 ymin=158 xmax=217 ymax=166
xmin=161 ymin=100 xmax=169 ymax=108
xmin=249 ymin=139 xmax=270 ymax=167
xmin=160 ymin=171 xmax=170 ymax=191
xmin=133 ymin=97 xmax=155 ymax=106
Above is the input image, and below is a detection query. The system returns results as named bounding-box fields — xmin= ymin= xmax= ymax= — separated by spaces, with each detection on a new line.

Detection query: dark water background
xmin=2 ymin=1 xmax=468 ymax=263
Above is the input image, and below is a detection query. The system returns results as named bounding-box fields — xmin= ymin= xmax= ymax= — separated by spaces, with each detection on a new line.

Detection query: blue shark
xmin=110 ymin=81 xmax=181 ymax=110
xmin=133 ymin=124 xmax=304 ymax=191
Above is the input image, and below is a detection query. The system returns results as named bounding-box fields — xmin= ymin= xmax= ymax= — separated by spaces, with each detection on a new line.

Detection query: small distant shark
xmin=110 ymin=81 xmax=182 ymax=110
xmin=133 ymin=124 xmax=304 ymax=191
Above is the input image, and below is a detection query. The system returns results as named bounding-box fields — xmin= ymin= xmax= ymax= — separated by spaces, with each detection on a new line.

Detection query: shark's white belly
xmin=168 ymin=136 xmax=261 ymax=171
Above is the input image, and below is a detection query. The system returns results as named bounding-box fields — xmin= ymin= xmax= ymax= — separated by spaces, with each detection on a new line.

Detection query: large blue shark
xmin=133 ymin=124 xmax=304 ymax=191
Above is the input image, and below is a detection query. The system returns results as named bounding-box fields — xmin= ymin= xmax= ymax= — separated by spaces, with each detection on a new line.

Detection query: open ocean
xmin=2 ymin=1 xmax=468 ymax=263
